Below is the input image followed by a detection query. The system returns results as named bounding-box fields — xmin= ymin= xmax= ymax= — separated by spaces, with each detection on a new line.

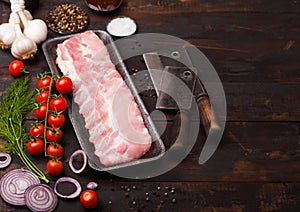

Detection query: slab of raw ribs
xmin=56 ymin=31 xmax=152 ymax=166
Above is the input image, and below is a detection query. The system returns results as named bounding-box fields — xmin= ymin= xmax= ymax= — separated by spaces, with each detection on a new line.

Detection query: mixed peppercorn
xmin=46 ymin=4 xmax=88 ymax=34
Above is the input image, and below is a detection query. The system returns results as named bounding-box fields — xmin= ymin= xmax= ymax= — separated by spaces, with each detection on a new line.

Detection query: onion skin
xmin=0 ymin=168 xmax=40 ymax=206
xmin=25 ymin=184 xmax=58 ymax=212
xmin=54 ymin=177 xmax=82 ymax=199
xmin=87 ymin=182 xmax=98 ymax=190
xmin=69 ymin=149 xmax=87 ymax=174
xmin=0 ymin=152 xmax=12 ymax=168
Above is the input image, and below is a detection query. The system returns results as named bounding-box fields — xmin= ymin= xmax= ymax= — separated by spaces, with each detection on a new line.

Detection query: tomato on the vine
xmin=56 ymin=76 xmax=73 ymax=94
xmin=80 ymin=190 xmax=99 ymax=209
xmin=27 ymin=138 xmax=44 ymax=156
xmin=29 ymin=122 xmax=45 ymax=138
xmin=46 ymin=159 xmax=63 ymax=175
xmin=46 ymin=143 xmax=64 ymax=159
xmin=49 ymin=96 xmax=67 ymax=112
xmin=36 ymin=89 xmax=50 ymax=103
xmin=35 ymin=103 xmax=48 ymax=120
xmin=48 ymin=112 xmax=65 ymax=128
xmin=9 ymin=60 xmax=27 ymax=77
xmin=46 ymin=127 xmax=63 ymax=143
xmin=38 ymin=76 xmax=54 ymax=90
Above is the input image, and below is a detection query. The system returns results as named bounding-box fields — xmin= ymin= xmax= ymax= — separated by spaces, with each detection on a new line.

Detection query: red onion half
xmin=0 ymin=152 xmax=12 ymax=168
xmin=0 ymin=168 xmax=40 ymax=206
xmin=25 ymin=184 xmax=58 ymax=212
xmin=54 ymin=177 xmax=82 ymax=199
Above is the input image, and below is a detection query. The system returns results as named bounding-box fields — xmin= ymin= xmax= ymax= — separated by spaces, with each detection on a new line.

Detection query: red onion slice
xmin=69 ymin=149 xmax=87 ymax=174
xmin=25 ymin=184 xmax=58 ymax=212
xmin=87 ymin=181 xmax=98 ymax=190
xmin=0 ymin=168 xmax=40 ymax=206
xmin=54 ymin=177 xmax=82 ymax=199
xmin=0 ymin=152 xmax=12 ymax=168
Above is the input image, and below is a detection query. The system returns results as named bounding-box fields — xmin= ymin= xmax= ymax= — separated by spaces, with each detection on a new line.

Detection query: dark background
xmin=0 ymin=0 xmax=300 ymax=211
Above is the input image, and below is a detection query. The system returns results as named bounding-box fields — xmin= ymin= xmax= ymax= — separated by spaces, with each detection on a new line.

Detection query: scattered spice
xmin=132 ymin=200 xmax=137 ymax=205
xmin=46 ymin=4 xmax=88 ymax=34
xmin=171 ymin=198 xmax=176 ymax=204
xmin=132 ymin=185 xmax=137 ymax=190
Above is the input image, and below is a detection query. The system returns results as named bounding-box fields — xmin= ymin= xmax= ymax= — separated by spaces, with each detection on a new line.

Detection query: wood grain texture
xmin=0 ymin=0 xmax=300 ymax=211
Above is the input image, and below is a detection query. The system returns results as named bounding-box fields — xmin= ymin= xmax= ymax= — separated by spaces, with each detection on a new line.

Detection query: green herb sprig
xmin=0 ymin=76 xmax=49 ymax=183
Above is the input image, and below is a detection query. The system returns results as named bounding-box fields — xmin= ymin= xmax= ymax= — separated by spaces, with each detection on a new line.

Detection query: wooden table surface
xmin=1 ymin=0 xmax=300 ymax=211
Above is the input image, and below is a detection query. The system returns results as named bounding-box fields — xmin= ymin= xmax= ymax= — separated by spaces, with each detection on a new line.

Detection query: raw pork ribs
xmin=56 ymin=31 xmax=152 ymax=166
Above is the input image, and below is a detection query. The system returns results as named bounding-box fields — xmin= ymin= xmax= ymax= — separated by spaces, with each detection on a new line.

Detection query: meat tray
xmin=42 ymin=30 xmax=165 ymax=171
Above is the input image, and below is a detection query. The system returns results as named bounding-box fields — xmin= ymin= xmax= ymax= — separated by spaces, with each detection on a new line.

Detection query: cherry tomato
xmin=27 ymin=138 xmax=44 ymax=156
xmin=29 ymin=123 xmax=45 ymax=138
xmin=80 ymin=190 xmax=99 ymax=209
xmin=49 ymin=96 xmax=67 ymax=112
xmin=9 ymin=60 xmax=27 ymax=77
xmin=35 ymin=103 xmax=48 ymax=120
xmin=36 ymin=89 xmax=50 ymax=103
xmin=48 ymin=113 xmax=65 ymax=128
xmin=38 ymin=76 xmax=54 ymax=90
xmin=46 ymin=143 xmax=64 ymax=159
xmin=56 ymin=76 xmax=73 ymax=94
xmin=46 ymin=128 xmax=63 ymax=143
xmin=46 ymin=159 xmax=63 ymax=175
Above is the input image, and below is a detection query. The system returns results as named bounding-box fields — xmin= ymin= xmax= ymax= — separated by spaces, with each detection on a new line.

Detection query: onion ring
xmin=69 ymin=149 xmax=87 ymax=174
xmin=0 ymin=152 xmax=12 ymax=168
xmin=54 ymin=177 xmax=81 ymax=199
xmin=0 ymin=168 xmax=40 ymax=206
xmin=25 ymin=184 xmax=58 ymax=212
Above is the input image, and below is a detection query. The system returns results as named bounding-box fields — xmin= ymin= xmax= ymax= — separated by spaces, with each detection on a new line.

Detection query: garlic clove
xmin=23 ymin=10 xmax=33 ymax=20
xmin=23 ymin=19 xmax=47 ymax=44
xmin=0 ymin=23 xmax=16 ymax=49
xmin=11 ymin=35 xmax=37 ymax=59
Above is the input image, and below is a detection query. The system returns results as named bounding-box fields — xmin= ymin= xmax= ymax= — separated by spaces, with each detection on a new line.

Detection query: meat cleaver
xmin=143 ymin=51 xmax=221 ymax=156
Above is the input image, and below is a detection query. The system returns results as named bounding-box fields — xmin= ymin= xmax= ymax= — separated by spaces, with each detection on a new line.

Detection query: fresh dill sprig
xmin=0 ymin=76 xmax=49 ymax=183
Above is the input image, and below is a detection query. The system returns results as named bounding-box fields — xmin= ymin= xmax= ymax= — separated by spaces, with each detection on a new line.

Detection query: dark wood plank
xmin=1 ymin=0 xmax=300 ymax=211
xmin=19 ymin=120 xmax=300 ymax=183
xmin=0 ymin=181 xmax=300 ymax=211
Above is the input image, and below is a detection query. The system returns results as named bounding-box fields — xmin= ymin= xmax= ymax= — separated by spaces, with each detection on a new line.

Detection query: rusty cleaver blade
xmin=142 ymin=52 xmax=164 ymax=97
xmin=143 ymin=50 xmax=222 ymax=164
xmin=143 ymin=52 xmax=197 ymax=149
xmin=157 ymin=66 xmax=197 ymax=149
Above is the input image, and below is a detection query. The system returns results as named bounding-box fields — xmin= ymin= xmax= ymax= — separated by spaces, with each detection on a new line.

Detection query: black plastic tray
xmin=42 ymin=30 xmax=165 ymax=171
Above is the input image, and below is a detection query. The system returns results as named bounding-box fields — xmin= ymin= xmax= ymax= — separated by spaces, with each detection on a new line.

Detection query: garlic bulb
xmin=11 ymin=12 xmax=37 ymax=60
xmin=11 ymin=35 xmax=37 ymax=59
xmin=18 ymin=10 xmax=47 ymax=44
xmin=0 ymin=23 xmax=16 ymax=49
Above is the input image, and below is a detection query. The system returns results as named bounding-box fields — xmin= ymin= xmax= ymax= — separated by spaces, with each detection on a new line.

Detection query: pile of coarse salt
xmin=106 ymin=16 xmax=137 ymax=37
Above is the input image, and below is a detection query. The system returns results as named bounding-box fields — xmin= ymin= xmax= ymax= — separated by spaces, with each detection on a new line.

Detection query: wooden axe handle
xmin=196 ymin=93 xmax=220 ymax=136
